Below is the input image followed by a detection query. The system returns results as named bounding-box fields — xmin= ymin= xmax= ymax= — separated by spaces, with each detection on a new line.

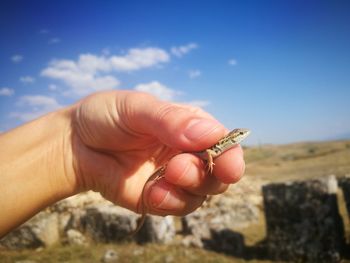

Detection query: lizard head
xmin=229 ymin=128 xmax=251 ymax=144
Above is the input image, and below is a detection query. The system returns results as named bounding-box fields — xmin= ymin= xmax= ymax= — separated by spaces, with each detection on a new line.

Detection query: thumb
xmin=124 ymin=92 xmax=227 ymax=151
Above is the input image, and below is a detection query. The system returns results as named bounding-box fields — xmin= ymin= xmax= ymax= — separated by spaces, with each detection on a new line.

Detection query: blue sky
xmin=0 ymin=0 xmax=349 ymax=144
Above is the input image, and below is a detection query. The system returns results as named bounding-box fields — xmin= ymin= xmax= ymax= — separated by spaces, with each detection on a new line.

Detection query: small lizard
xmin=130 ymin=128 xmax=251 ymax=236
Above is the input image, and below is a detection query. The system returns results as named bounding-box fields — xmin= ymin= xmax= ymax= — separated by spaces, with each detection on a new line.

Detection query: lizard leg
xmin=205 ymin=149 xmax=215 ymax=175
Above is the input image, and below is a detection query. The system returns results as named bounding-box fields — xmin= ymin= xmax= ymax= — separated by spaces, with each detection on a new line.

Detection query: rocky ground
xmin=1 ymin=139 xmax=350 ymax=262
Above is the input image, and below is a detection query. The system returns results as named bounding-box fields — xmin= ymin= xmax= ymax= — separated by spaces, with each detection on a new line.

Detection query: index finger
xmin=212 ymin=145 xmax=245 ymax=184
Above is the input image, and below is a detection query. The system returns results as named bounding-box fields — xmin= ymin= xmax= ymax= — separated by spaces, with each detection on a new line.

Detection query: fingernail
xmin=150 ymin=182 xmax=182 ymax=210
xmin=184 ymin=119 xmax=221 ymax=141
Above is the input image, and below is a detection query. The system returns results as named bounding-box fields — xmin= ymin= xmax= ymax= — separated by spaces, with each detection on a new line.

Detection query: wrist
xmin=47 ymin=106 xmax=80 ymax=199
xmin=0 ymin=106 xmax=78 ymax=235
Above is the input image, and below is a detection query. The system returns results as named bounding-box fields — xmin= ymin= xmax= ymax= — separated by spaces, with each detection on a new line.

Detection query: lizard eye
xmin=239 ymin=132 xmax=244 ymax=135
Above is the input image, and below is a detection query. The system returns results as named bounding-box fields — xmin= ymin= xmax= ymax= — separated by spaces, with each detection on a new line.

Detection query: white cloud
xmin=41 ymin=47 xmax=170 ymax=96
xmin=171 ymin=43 xmax=198 ymax=57
xmin=189 ymin=69 xmax=201 ymax=79
xmin=133 ymin=81 xmax=210 ymax=107
xmin=11 ymin=55 xmax=23 ymax=63
xmin=41 ymin=58 xmax=120 ymax=96
xmin=20 ymin=76 xmax=35 ymax=84
xmin=10 ymin=95 xmax=63 ymax=122
xmin=16 ymin=95 xmax=60 ymax=108
xmin=49 ymin=37 xmax=61 ymax=44
xmin=228 ymin=59 xmax=237 ymax=66
xmin=0 ymin=87 xmax=15 ymax=96
xmin=134 ymin=81 xmax=181 ymax=101
xmin=109 ymin=48 xmax=170 ymax=71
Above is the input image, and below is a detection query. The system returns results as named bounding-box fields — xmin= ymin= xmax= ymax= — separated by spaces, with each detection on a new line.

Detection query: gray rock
xmin=338 ymin=175 xmax=350 ymax=215
xmin=136 ymin=215 xmax=175 ymax=244
xmin=101 ymin=249 xmax=119 ymax=263
xmin=180 ymin=234 xmax=205 ymax=248
xmin=0 ymin=211 xmax=59 ymax=249
xmin=81 ymin=204 xmax=138 ymax=242
xmin=205 ymin=228 xmax=245 ymax=257
xmin=180 ymin=176 xmax=263 ymax=248
xmin=66 ymin=229 xmax=88 ymax=246
xmin=262 ymin=175 xmax=346 ymax=262
xmin=0 ymin=225 xmax=42 ymax=249
xmin=30 ymin=212 xmax=60 ymax=247
xmin=181 ymin=210 xmax=211 ymax=248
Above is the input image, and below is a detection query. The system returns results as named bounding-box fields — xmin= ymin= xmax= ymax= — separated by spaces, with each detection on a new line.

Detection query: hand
xmin=70 ymin=91 xmax=245 ymax=216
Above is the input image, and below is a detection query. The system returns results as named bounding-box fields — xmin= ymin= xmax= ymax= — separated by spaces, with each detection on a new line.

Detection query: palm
xmin=72 ymin=93 xmax=177 ymax=211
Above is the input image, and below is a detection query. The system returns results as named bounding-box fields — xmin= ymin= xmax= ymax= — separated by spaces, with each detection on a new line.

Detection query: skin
xmin=0 ymin=90 xmax=245 ymax=237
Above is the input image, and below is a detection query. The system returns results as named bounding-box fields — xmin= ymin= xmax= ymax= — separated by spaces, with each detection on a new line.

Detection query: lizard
xmin=130 ymin=128 xmax=251 ymax=236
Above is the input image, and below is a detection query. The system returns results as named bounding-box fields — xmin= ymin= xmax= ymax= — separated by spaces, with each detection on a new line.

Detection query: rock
xmin=180 ymin=177 xmax=262 ymax=249
xmin=66 ymin=229 xmax=88 ymax=246
xmin=204 ymin=228 xmax=245 ymax=257
xmin=180 ymin=176 xmax=263 ymax=247
xmin=0 ymin=211 xmax=59 ymax=249
xmin=136 ymin=215 xmax=175 ymax=244
xmin=101 ymin=249 xmax=119 ymax=263
xmin=0 ymin=225 xmax=42 ymax=249
xmin=52 ymin=191 xmax=107 ymax=213
xmin=338 ymin=175 xmax=350 ymax=215
xmin=81 ymin=204 xmax=138 ymax=242
xmin=180 ymin=234 xmax=205 ymax=248
xmin=181 ymin=210 xmax=211 ymax=248
xmin=30 ymin=212 xmax=60 ymax=247
xmin=262 ymin=175 xmax=346 ymax=262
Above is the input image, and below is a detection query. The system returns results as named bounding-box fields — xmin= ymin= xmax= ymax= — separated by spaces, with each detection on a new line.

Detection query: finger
xmin=212 ymin=145 xmax=245 ymax=184
xmin=164 ymin=153 xmax=229 ymax=196
xmin=144 ymin=178 xmax=207 ymax=216
xmin=122 ymin=91 xmax=228 ymax=151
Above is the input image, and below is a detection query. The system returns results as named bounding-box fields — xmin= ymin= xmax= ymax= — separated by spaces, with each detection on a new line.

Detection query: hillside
xmin=244 ymin=139 xmax=350 ymax=182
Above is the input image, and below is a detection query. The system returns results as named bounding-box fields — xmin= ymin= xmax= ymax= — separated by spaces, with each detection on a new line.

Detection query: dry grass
xmin=244 ymin=139 xmax=350 ymax=182
xmin=0 ymin=243 xmax=271 ymax=263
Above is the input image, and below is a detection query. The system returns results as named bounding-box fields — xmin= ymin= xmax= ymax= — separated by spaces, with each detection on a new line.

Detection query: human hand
xmin=70 ymin=91 xmax=245 ymax=216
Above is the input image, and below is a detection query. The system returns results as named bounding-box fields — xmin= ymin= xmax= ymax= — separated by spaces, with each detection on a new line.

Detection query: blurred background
xmin=1 ymin=1 xmax=350 ymax=262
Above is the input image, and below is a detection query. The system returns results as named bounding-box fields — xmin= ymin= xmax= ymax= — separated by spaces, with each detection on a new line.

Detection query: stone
xmin=52 ymin=191 xmax=107 ymax=213
xmin=81 ymin=204 xmax=138 ymax=242
xmin=0 ymin=226 xmax=42 ymax=249
xmin=338 ymin=175 xmax=350 ymax=215
xmin=204 ymin=228 xmax=245 ymax=257
xmin=181 ymin=210 xmax=211 ymax=248
xmin=180 ymin=235 xmax=204 ymax=248
xmin=262 ymin=175 xmax=346 ymax=262
xmin=30 ymin=212 xmax=60 ymax=247
xmin=136 ymin=215 xmax=175 ymax=244
xmin=0 ymin=211 xmax=60 ymax=249
xmin=101 ymin=249 xmax=119 ymax=263
xmin=180 ymin=176 xmax=263 ymax=248
xmin=66 ymin=229 xmax=88 ymax=246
